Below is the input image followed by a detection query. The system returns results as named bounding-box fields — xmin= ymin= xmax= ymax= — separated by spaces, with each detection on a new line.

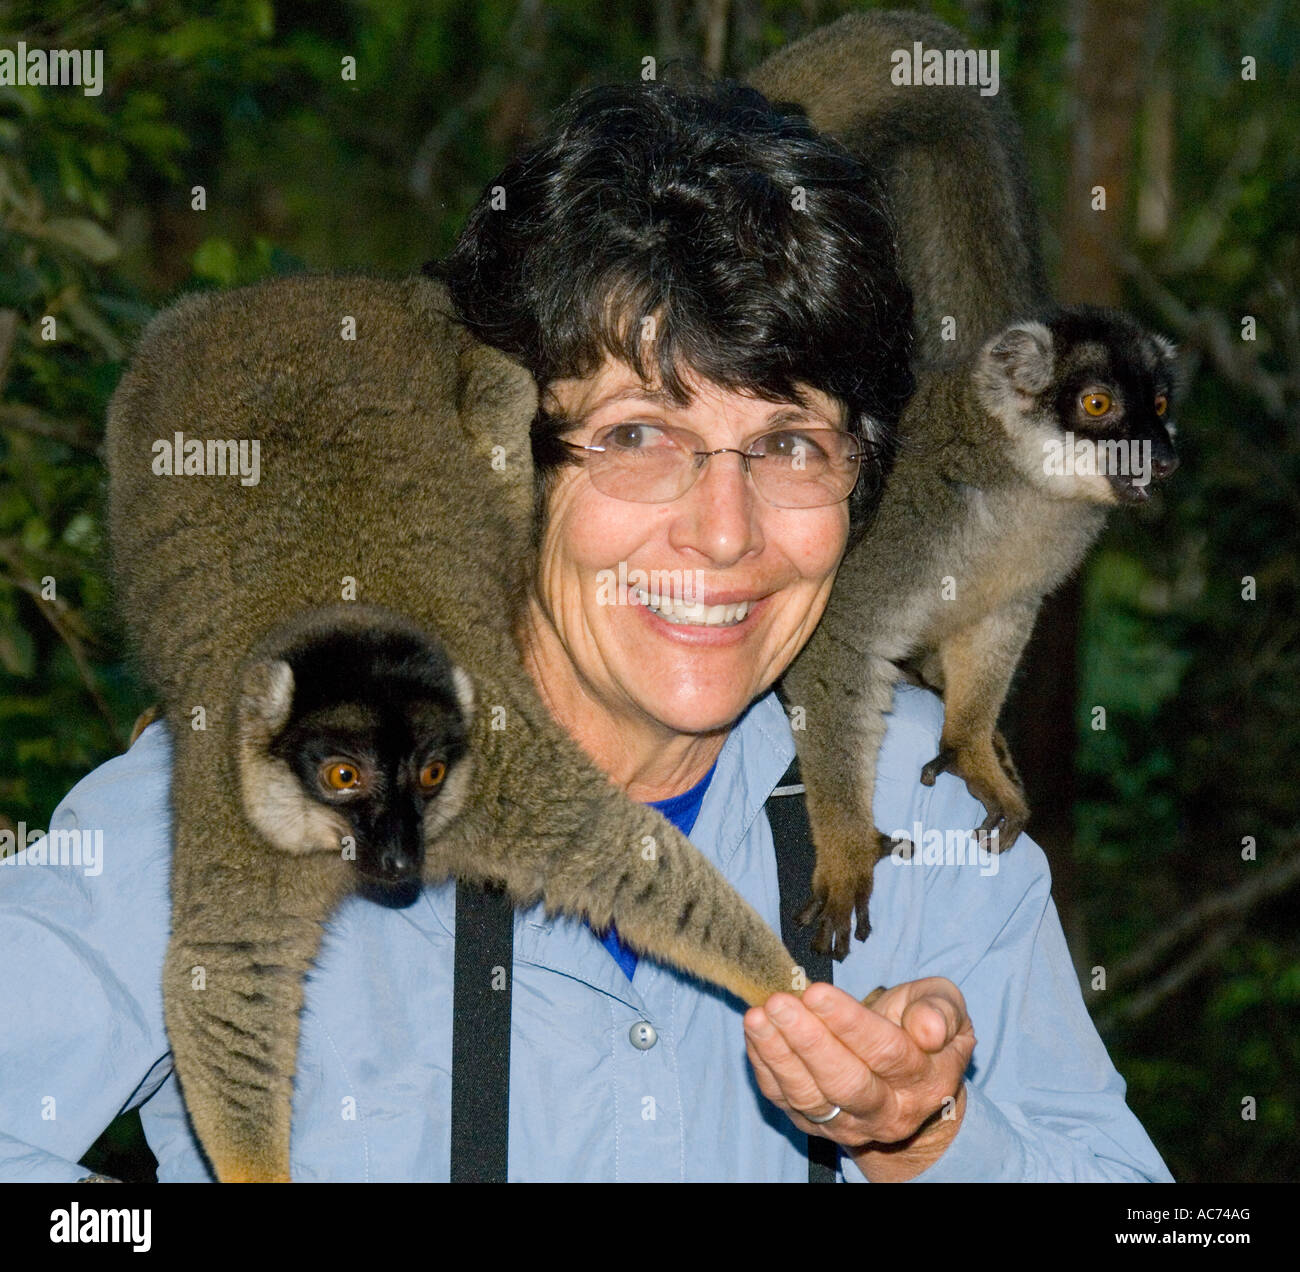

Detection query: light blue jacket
xmin=0 ymin=684 xmax=1172 ymax=1182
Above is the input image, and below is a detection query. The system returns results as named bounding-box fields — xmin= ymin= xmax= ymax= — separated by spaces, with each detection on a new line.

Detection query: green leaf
xmin=0 ymin=618 xmax=35 ymax=677
xmin=61 ymin=512 xmax=97 ymax=551
xmin=40 ymin=217 xmax=120 ymax=264
xmin=192 ymin=237 xmax=240 ymax=286
xmin=20 ymin=517 xmax=51 ymax=552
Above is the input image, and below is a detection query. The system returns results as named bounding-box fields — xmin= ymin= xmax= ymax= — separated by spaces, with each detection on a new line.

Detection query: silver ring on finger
xmin=803 ymin=1103 xmax=842 ymax=1125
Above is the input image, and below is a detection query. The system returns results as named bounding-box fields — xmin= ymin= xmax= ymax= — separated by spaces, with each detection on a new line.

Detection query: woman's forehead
xmin=543 ymin=355 xmax=845 ymax=427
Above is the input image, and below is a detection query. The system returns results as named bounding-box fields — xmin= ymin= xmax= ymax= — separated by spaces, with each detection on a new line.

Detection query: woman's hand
xmin=743 ymin=976 xmax=975 ymax=1182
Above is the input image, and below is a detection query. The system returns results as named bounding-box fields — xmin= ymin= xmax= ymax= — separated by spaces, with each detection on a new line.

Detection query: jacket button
xmin=628 ymin=1021 xmax=658 ymax=1050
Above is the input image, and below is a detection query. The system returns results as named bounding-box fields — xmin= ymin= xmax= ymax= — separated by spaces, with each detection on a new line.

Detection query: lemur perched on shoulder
xmin=752 ymin=11 xmax=1180 ymax=956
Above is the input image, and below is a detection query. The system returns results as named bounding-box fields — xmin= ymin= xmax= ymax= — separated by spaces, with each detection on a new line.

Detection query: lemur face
xmin=977 ymin=306 xmax=1179 ymax=504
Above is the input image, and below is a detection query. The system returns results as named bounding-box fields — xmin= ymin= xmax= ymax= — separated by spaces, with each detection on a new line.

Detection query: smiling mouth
xmin=631 ymin=585 xmax=753 ymax=627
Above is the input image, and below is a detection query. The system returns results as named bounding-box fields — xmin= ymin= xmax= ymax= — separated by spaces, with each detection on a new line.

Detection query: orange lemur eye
xmin=1082 ymin=392 xmax=1112 ymax=417
xmin=419 ymin=760 xmax=447 ymax=790
xmin=322 ymin=760 xmax=363 ymax=791
xmin=1155 ymin=394 xmax=1168 ymax=416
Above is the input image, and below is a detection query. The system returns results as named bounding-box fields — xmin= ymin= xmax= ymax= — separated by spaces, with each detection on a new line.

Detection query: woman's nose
xmin=672 ymin=450 xmax=764 ymax=560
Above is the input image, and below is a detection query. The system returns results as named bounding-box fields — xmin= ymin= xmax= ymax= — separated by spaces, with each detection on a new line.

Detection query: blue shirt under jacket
xmin=0 ymin=684 xmax=1172 ymax=1182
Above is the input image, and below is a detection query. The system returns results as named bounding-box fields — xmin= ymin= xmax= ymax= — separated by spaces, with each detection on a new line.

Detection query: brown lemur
xmin=106 ymin=273 xmax=822 ymax=1183
xmin=751 ymin=11 xmax=1180 ymax=957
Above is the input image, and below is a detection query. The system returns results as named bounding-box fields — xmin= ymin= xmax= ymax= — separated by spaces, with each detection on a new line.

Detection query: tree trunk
xmin=1005 ymin=0 xmax=1153 ymax=976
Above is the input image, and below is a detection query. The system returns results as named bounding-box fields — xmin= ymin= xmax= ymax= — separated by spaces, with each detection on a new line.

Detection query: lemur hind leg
xmin=919 ymin=606 xmax=1035 ymax=851
xmin=784 ymin=644 xmax=902 ymax=960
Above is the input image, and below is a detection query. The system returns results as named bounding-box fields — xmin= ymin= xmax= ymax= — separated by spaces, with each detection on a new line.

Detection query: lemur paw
xmin=921 ymin=742 xmax=1028 ymax=852
xmin=796 ymin=830 xmax=897 ymax=961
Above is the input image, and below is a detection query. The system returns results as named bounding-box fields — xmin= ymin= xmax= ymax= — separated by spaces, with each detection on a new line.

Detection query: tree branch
xmin=0 ymin=545 xmax=125 ymax=750
xmin=1119 ymin=250 xmax=1294 ymax=421
xmin=0 ymin=403 xmax=102 ymax=453
xmin=1094 ymin=921 xmax=1244 ymax=1030
xmin=1088 ymin=843 xmax=1300 ymax=1029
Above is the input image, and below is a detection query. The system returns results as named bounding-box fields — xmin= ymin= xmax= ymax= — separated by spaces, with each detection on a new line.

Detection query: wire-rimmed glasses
xmin=560 ymin=421 xmax=864 ymax=508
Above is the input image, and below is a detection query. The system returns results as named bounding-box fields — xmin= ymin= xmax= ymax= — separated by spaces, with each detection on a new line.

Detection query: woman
xmin=0 ymin=78 xmax=1169 ymax=1182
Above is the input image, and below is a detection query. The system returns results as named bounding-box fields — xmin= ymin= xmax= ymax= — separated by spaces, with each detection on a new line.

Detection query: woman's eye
xmin=1081 ymin=392 xmax=1112 ymax=417
xmin=766 ymin=430 xmax=828 ymax=458
xmin=603 ymin=422 xmax=668 ymax=450
xmin=754 ymin=430 xmax=836 ymax=466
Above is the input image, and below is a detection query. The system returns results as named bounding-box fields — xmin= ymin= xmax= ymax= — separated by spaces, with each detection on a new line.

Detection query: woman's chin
xmin=630 ymin=689 xmax=756 ymax=737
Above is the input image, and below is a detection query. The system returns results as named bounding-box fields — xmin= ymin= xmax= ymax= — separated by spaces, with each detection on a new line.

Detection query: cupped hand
xmin=743 ymin=976 xmax=975 ymax=1180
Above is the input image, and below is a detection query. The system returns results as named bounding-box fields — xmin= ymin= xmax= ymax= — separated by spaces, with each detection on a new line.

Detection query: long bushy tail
xmin=163 ymin=752 xmax=352 ymax=1182
xmin=430 ymin=672 xmax=804 ymax=1007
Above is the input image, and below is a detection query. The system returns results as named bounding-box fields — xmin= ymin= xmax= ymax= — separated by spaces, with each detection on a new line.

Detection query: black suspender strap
xmin=449 ymin=880 xmax=513 ymax=1181
xmin=768 ymin=755 xmax=840 ymax=1183
xmin=448 ymin=758 xmax=832 ymax=1183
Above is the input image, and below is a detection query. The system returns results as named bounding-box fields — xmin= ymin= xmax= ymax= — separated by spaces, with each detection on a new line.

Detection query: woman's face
xmin=523 ymin=355 xmax=851 ymax=741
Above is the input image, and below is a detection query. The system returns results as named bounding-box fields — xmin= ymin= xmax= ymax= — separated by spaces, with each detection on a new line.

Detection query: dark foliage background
xmin=1 ymin=0 xmax=1295 ymax=1183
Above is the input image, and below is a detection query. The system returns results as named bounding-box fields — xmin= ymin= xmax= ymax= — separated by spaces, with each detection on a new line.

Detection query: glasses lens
xmin=747 ymin=429 xmax=862 ymax=507
xmin=574 ymin=423 xmax=862 ymax=507
xmin=581 ymin=422 xmax=697 ymax=503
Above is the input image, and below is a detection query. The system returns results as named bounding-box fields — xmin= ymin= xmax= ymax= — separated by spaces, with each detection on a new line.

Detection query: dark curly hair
xmin=428 ymin=77 xmax=914 ymax=551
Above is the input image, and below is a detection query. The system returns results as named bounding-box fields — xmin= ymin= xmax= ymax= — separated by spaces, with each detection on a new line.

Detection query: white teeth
xmin=632 ymin=586 xmax=751 ymax=627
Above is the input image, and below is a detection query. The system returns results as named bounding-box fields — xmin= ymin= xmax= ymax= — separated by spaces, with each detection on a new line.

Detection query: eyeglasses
xmin=560 ymin=422 xmax=865 ymax=508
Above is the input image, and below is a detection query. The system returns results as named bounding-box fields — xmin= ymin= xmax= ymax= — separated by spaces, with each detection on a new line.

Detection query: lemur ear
xmin=407 ymin=274 xmax=539 ymax=526
xmin=237 ymin=658 xmax=296 ymax=746
xmin=406 ymin=274 xmax=538 ymax=447
xmin=1149 ymin=332 xmax=1182 ymax=394
xmin=984 ymin=322 xmax=1054 ymax=395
